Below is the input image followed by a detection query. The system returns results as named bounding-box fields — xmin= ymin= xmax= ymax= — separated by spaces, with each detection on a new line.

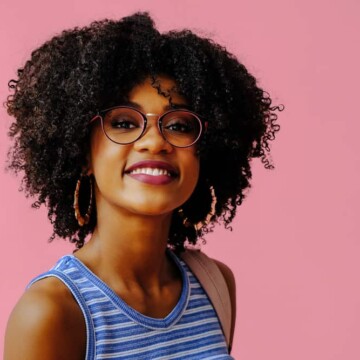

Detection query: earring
xmin=178 ymin=208 xmax=193 ymax=228
xmin=73 ymin=174 xmax=93 ymax=226
xmin=195 ymin=185 xmax=217 ymax=230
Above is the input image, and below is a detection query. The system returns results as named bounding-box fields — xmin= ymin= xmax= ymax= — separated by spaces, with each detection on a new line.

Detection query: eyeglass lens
xmin=102 ymin=107 xmax=202 ymax=147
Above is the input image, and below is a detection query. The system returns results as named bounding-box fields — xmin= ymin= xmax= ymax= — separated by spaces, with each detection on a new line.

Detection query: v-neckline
xmin=67 ymin=249 xmax=190 ymax=329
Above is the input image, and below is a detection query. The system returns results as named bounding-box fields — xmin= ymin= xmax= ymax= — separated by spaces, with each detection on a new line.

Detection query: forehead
xmin=126 ymin=76 xmax=188 ymax=109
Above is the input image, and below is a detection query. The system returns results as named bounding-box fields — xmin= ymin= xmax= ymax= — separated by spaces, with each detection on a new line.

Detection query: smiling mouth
xmin=124 ymin=160 xmax=179 ymax=178
xmin=128 ymin=167 xmax=174 ymax=177
xmin=125 ymin=167 xmax=177 ymax=185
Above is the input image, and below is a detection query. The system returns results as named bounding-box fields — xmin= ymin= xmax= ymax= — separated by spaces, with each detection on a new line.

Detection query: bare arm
xmin=4 ymin=278 xmax=86 ymax=360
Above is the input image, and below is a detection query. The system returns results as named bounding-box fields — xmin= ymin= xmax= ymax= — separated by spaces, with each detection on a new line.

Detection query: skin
xmin=4 ymin=76 xmax=201 ymax=359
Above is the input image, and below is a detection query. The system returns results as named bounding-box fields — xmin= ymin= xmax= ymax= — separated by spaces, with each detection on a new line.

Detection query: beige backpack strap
xmin=213 ymin=258 xmax=237 ymax=352
xmin=179 ymin=249 xmax=235 ymax=352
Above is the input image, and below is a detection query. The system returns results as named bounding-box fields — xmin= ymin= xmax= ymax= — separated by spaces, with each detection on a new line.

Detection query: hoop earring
xmin=178 ymin=208 xmax=193 ymax=228
xmin=195 ymin=185 xmax=217 ymax=230
xmin=73 ymin=174 xmax=93 ymax=226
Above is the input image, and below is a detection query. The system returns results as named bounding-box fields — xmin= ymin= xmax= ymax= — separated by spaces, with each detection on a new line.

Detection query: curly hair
xmin=6 ymin=12 xmax=283 ymax=251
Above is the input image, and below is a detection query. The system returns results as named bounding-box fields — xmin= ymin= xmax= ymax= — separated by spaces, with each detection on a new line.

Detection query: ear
xmin=82 ymin=149 xmax=93 ymax=176
xmin=82 ymin=164 xmax=92 ymax=176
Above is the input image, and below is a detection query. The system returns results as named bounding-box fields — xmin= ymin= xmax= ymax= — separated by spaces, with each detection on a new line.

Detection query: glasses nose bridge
xmin=142 ymin=112 xmax=164 ymax=134
xmin=139 ymin=112 xmax=167 ymax=144
xmin=144 ymin=112 xmax=161 ymax=124
xmin=145 ymin=113 xmax=160 ymax=118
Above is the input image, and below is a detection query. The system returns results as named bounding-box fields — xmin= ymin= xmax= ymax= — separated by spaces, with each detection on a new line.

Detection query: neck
xmin=75 ymin=200 xmax=174 ymax=288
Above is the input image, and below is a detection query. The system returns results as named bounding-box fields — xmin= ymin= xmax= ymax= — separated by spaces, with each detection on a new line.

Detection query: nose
xmin=132 ymin=117 xmax=173 ymax=154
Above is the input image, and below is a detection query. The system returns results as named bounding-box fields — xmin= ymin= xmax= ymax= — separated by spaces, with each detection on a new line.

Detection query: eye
xmin=110 ymin=117 xmax=138 ymax=129
xmin=105 ymin=109 xmax=143 ymax=130
xmin=166 ymin=122 xmax=192 ymax=133
xmin=163 ymin=115 xmax=195 ymax=134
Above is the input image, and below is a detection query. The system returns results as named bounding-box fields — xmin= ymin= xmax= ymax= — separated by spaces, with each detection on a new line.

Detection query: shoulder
xmin=4 ymin=277 xmax=86 ymax=360
xmin=212 ymin=258 xmax=236 ymax=310
xmin=181 ymin=249 xmax=236 ymax=305
xmin=212 ymin=257 xmax=237 ymax=347
xmin=180 ymin=248 xmax=236 ymax=297
xmin=212 ymin=258 xmax=236 ymax=292
xmin=180 ymin=249 xmax=235 ymax=283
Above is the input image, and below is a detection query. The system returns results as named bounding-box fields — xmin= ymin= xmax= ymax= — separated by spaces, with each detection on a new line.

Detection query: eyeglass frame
xmin=90 ymin=105 xmax=208 ymax=148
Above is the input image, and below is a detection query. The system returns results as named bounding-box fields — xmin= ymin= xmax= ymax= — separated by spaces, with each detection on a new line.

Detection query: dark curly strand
xmin=6 ymin=12 xmax=283 ymax=250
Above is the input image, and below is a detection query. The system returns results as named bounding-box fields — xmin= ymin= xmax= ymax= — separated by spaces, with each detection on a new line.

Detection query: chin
xmin=134 ymin=205 xmax=175 ymax=217
xmin=123 ymin=195 xmax=184 ymax=216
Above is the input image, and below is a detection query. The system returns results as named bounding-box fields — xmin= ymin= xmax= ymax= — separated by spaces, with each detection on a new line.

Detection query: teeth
xmin=129 ymin=168 xmax=172 ymax=176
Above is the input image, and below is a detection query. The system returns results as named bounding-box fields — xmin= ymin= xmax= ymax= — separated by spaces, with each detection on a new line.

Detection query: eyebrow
xmin=122 ymin=100 xmax=192 ymax=112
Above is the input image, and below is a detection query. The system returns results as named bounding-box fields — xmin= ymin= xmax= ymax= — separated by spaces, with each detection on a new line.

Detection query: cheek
xmin=88 ymin=127 xmax=103 ymax=173
xmin=89 ymin=130 xmax=127 ymax=178
xmin=183 ymin=153 xmax=201 ymax=190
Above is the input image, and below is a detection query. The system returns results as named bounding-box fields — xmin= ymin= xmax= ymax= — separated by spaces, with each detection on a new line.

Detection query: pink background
xmin=1 ymin=0 xmax=359 ymax=359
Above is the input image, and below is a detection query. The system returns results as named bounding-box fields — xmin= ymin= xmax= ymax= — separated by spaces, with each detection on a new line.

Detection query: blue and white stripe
xmin=29 ymin=250 xmax=234 ymax=359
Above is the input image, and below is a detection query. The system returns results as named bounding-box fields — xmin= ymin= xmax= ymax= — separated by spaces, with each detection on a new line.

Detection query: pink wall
xmin=1 ymin=0 xmax=359 ymax=359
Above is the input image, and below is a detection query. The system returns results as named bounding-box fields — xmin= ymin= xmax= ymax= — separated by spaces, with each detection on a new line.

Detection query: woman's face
xmin=88 ymin=76 xmax=200 ymax=217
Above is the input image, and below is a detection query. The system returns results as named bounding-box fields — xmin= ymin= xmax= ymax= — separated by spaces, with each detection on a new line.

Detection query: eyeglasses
xmin=90 ymin=106 xmax=207 ymax=148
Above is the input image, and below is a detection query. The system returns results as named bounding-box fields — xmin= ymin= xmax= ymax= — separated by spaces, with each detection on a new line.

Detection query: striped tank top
xmin=29 ymin=250 xmax=234 ymax=359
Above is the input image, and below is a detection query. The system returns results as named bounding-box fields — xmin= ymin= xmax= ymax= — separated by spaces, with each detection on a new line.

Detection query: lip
xmin=126 ymin=173 xmax=175 ymax=185
xmin=124 ymin=160 xmax=179 ymax=176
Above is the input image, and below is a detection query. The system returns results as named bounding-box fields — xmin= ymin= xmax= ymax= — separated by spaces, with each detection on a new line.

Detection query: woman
xmin=4 ymin=12 xmax=281 ymax=359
